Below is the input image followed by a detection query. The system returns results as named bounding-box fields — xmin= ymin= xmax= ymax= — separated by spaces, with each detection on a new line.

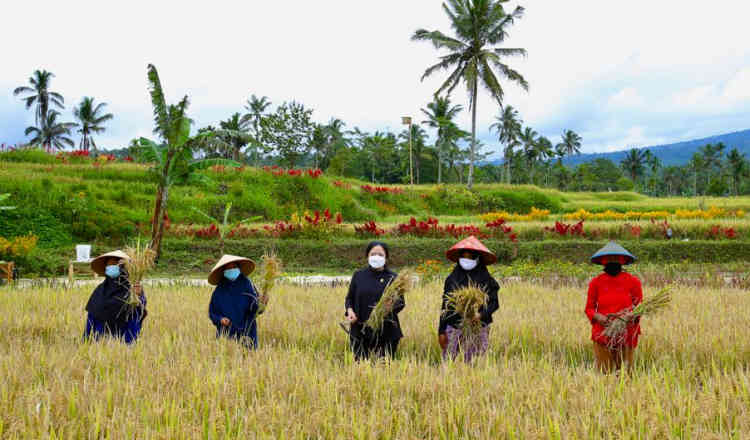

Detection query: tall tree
xmin=557 ymin=129 xmax=582 ymax=158
xmin=260 ymin=101 xmax=314 ymax=167
xmin=24 ymin=111 xmax=77 ymax=150
xmin=14 ymin=69 xmax=65 ymax=127
xmin=219 ymin=113 xmax=248 ymax=161
xmin=519 ymin=127 xmax=538 ymax=183
xmin=535 ymin=136 xmax=554 ymax=186
xmin=490 ymin=105 xmax=522 ymax=184
xmin=620 ymin=148 xmax=647 ymax=184
xmin=421 ymin=96 xmax=463 ymax=184
xmin=241 ymin=94 xmax=272 ymax=166
xmin=72 ymin=97 xmax=114 ymax=152
xmin=726 ymin=148 xmax=747 ymax=195
xmin=413 ymin=0 xmax=528 ymax=189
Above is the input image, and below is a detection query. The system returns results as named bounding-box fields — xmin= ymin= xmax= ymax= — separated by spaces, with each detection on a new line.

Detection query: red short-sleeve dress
xmin=585 ymin=272 xmax=643 ymax=348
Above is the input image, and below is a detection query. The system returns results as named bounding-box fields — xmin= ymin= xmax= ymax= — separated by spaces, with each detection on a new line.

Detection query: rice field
xmin=1 ymin=280 xmax=750 ymax=438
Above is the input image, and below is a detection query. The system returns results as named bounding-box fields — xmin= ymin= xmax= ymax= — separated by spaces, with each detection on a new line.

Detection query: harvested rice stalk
xmin=256 ymin=252 xmax=283 ymax=315
xmin=603 ymin=286 xmax=673 ymax=348
xmin=445 ymin=283 xmax=487 ymax=347
xmin=123 ymin=240 xmax=155 ymax=307
xmin=365 ymin=269 xmax=415 ymax=333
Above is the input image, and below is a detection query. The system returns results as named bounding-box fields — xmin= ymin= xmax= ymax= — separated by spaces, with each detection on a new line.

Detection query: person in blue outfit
xmin=208 ymin=254 xmax=264 ymax=349
xmin=84 ymin=250 xmax=147 ymax=344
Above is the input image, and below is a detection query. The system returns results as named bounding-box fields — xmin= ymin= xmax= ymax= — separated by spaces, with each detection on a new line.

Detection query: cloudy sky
xmin=2 ymin=0 xmax=750 ymax=158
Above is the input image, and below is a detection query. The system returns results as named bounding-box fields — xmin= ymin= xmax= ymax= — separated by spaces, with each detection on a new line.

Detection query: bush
xmin=0 ymin=148 xmax=57 ymax=164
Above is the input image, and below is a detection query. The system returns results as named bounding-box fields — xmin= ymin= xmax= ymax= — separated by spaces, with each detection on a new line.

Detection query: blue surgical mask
xmin=105 ymin=265 xmax=121 ymax=279
xmin=224 ymin=268 xmax=241 ymax=281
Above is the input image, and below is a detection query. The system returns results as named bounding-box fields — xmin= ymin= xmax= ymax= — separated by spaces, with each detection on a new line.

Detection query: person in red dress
xmin=585 ymin=242 xmax=642 ymax=373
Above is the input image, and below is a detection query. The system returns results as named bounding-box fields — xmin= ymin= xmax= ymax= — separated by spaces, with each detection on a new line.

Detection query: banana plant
xmin=192 ymin=203 xmax=261 ymax=254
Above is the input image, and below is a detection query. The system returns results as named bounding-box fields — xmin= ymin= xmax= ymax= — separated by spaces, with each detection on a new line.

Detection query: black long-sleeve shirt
xmin=345 ymin=267 xmax=404 ymax=341
xmin=438 ymin=265 xmax=500 ymax=335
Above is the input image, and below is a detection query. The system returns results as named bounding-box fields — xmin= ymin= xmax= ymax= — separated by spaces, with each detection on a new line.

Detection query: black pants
xmin=350 ymin=327 xmax=399 ymax=360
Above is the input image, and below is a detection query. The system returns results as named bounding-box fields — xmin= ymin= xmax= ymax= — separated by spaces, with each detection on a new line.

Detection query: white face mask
xmin=368 ymin=255 xmax=386 ymax=269
xmin=459 ymin=258 xmax=478 ymax=271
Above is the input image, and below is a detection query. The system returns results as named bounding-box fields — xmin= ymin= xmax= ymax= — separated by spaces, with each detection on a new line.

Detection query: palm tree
xmin=535 ymin=136 xmax=554 ymax=186
xmin=519 ymin=127 xmax=538 ymax=183
xmin=620 ymin=148 xmax=647 ymax=184
xmin=14 ymin=70 xmax=65 ymax=127
xmin=413 ymin=0 xmax=528 ymax=189
xmin=490 ymin=105 xmax=522 ymax=183
xmin=726 ymin=148 xmax=747 ymax=195
xmin=241 ymin=95 xmax=272 ymax=167
xmin=557 ymin=129 xmax=582 ymax=158
xmin=72 ymin=97 xmax=114 ymax=152
xmin=421 ymin=96 xmax=463 ymax=183
xmin=219 ymin=113 xmax=249 ymax=161
xmin=24 ymin=111 xmax=77 ymax=150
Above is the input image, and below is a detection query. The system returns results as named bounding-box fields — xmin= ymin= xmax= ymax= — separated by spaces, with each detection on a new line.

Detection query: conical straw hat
xmin=90 ymin=250 xmax=130 ymax=276
xmin=446 ymin=235 xmax=498 ymax=265
xmin=208 ymin=254 xmax=255 ymax=285
xmin=590 ymin=241 xmax=636 ymax=265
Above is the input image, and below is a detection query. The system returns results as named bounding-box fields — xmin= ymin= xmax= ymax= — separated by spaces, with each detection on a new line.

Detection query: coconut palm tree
xmin=490 ymin=105 xmax=522 ymax=183
xmin=14 ymin=70 xmax=65 ymax=127
xmin=726 ymin=148 xmax=747 ymax=195
xmin=557 ymin=129 xmax=582 ymax=158
xmin=73 ymin=97 xmax=114 ymax=152
xmin=241 ymin=94 xmax=272 ymax=166
xmin=535 ymin=136 xmax=554 ymax=186
xmin=24 ymin=111 xmax=77 ymax=150
xmin=413 ymin=0 xmax=528 ymax=189
xmin=219 ymin=113 xmax=250 ymax=161
xmin=421 ymin=96 xmax=463 ymax=183
xmin=620 ymin=148 xmax=647 ymax=184
xmin=519 ymin=127 xmax=538 ymax=183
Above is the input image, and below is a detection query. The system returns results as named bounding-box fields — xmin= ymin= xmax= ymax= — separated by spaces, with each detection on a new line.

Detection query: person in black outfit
xmin=438 ymin=236 xmax=500 ymax=361
xmin=344 ymin=241 xmax=404 ymax=360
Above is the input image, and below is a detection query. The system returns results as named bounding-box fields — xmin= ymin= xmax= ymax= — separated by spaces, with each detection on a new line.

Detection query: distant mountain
xmin=561 ymin=129 xmax=750 ymax=167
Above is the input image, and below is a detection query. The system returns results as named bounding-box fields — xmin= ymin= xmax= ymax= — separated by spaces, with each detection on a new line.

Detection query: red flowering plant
xmin=354 ymin=221 xmax=386 ymax=237
xmin=263 ymin=221 xmax=301 ymax=238
xmin=394 ymin=217 xmax=484 ymax=239
xmin=707 ymin=225 xmax=737 ymax=240
xmin=484 ymin=218 xmax=518 ymax=242
xmin=622 ymin=223 xmax=643 ymax=239
xmin=544 ymin=220 xmax=585 ymax=237
xmin=361 ymin=185 xmax=404 ymax=195
xmin=332 ymin=180 xmax=352 ymax=189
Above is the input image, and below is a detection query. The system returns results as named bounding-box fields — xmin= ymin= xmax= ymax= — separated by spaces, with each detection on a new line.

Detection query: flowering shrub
xmin=622 ymin=223 xmax=643 ymax=238
xmin=395 ymin=217 xmax=497 ymax=239
xmin=354 ymin=221 xmax=385 ymax=237
xmin=361 ymin=185 xmax=404 ymax=195
xmin=263 ymin=221 xmax=301 ymax=238
xmin=545 ymin=221 xmax=585 ymax=237
xmin=480 ymin=207 xmax=551 ymax=223
xmin=564 ymin=207 xmax=745 ymax=221
xmin=415 ymin=259 xmax=448 ymax=285
xmin=262 ymin=166 xmax=322 ymax=178
xmin=485 ymin=218 xmax=518 ymax=242
xmin=332 ymin=180 xmax=352 ymax=189
xmin=0 ymin=234 xmax=38 ymax=258
xmin=708 ymin=225 xmax=737 ymax=240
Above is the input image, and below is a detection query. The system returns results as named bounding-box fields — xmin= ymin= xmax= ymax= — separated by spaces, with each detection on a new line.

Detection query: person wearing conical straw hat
xmin=585 ymin=241 xmax=643 ymax=373
xmin=344 ymin=241 xmax=404 ymax=360
xmin=83 ymin=250 xmax=148 ymax=344
xmin=208 ymin=254 xmax=264 ymax=349
xmin=439 ymin=236 xmax=500 ymax=362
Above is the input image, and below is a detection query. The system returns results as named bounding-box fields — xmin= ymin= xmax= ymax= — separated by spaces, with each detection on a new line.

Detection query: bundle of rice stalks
xmin=256 ymin=252 xmax=283 ymax=315
xmin=123 ymin=240 xmax=156 ymax=307
xmin=603 ymin=286 xmax=673 ymax=348
xmin=365 ymin=269 xmax=415 ymax=333
xmin=445 ymin=283 xmax=488 ymax=346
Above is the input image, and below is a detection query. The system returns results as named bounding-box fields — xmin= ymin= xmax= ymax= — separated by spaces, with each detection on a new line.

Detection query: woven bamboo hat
xmin=90 ymin=250 xmax=130 ymax=276
xmin=590 ymin=241 xmax=636 ymax=265
xmin=208 ymin=254 xmax=255 ymax=285
xmin=446 ymin=235 xmax=498 ymax=265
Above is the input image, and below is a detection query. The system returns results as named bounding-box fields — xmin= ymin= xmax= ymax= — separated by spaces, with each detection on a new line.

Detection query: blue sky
xmin=2 ymin=0 xmax=750 ymax=160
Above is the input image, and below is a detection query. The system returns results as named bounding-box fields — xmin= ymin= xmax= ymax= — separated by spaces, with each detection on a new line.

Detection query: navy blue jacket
xmin=208 ymin=274 xmax=259 ymax=346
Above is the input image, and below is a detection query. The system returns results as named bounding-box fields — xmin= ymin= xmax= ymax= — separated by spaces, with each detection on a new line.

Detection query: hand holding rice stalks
xmin=603 ymin=286 xmax=673 ymax=348
xmin=445 ymin=283 xmax=488 ymax=346
xmin=123 ymin=240 xmax=156 ymax=307
xmin=365 ymin=269 xmax=415 ymax=333
xmin=256 ymin=252 xmax=283 ymax=315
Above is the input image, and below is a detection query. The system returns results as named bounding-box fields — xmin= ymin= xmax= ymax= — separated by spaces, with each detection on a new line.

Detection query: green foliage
xmin=0 ymin=148 xmax=57 ymax=164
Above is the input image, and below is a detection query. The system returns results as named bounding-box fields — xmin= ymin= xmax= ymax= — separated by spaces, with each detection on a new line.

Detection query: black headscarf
xmin=445 ymin=260 xmax=494 ymax=294
xmin=85 ymin=270 xmax=133 ymax=327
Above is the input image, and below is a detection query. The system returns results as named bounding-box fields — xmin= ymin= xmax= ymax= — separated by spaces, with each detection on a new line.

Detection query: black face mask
xmin=604 ymin=262 xmax=622 ymax=276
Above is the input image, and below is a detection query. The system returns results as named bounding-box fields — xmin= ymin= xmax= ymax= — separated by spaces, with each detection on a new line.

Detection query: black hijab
xmin=85 ymin=270 xmax=133 ymax=326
